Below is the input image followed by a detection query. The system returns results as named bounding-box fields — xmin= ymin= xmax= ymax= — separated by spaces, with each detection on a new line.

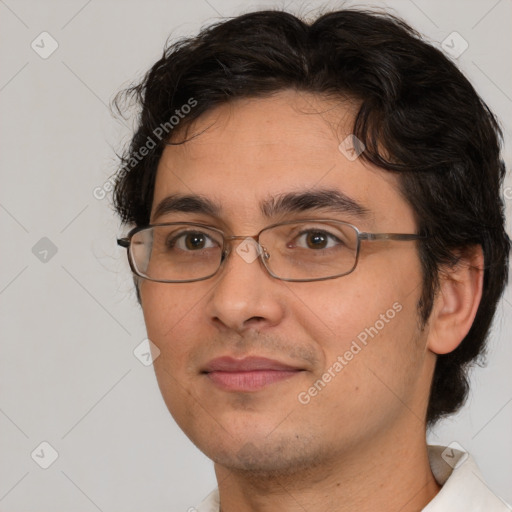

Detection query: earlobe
xmin=427 ymin=246 xmax=484 ymax=355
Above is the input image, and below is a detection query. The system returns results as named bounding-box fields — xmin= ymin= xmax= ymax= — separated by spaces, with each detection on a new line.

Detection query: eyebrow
xmin=152 ymin=194 xmax=221 ymax=221
xmin=261 ymin=189 xmax=370 ymax=219
xmin=151 ymin=189 xmax=371 ymax=222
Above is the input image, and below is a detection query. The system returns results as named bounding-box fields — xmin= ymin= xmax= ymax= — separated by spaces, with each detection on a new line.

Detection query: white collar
xmin=423 ymin=445 xmax=510 ymax=511
xmin=195 ymin=445 xmax=511 ymax=511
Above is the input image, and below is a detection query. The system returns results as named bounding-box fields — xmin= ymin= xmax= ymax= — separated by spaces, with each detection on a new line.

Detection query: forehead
xmin=151 ymin=91 xmax=414 ymax=230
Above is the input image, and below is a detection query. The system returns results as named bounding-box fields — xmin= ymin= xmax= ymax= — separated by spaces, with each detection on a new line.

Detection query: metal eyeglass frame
xmin=117 ymin=219 xmax=427 ymax=283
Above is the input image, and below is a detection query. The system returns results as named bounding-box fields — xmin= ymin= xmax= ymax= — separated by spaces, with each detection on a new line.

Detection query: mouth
xmin=201 ymin=356 xmax=305 ymax=392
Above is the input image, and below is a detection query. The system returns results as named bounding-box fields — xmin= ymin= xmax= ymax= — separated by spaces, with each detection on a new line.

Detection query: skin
xmin=139 ymin=90 xmax=483 ymax=512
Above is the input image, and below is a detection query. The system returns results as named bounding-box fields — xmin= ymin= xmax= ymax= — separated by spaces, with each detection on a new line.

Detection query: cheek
xmin=290 ymin=253 xmax=423 ymax=376
xmin=139 ymin=282 xmax=205 ymax=425
xmin=289 ymin=280 xmax=424 ymax=437
xmin=139 ymin=282 xmax=207 ymax=365
xmin=291 ymin=279 xmax=412 ymax=352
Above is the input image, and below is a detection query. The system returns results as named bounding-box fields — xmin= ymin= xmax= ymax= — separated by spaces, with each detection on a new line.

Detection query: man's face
xmin=140 ymin=91 xmax=435 ymax=475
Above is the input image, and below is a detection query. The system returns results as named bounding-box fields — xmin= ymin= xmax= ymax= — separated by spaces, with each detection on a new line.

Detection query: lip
xmin=202 ymin=356 xmax=301 ymax=373
xmin=202 ymin=356 xmax=304 ymax=392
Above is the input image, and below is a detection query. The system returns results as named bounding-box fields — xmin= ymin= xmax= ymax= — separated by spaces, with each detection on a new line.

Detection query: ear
xmin=427 ymin=245 xmax=484 ymax=355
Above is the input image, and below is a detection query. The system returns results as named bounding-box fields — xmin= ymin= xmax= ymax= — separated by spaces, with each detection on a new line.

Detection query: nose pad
xmin=261 ymin=245 xmax=270 ymax=260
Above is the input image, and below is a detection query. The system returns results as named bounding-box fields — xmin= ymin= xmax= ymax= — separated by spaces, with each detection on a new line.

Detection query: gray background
xmin=0 ymin=0 xmax=511 ymax=510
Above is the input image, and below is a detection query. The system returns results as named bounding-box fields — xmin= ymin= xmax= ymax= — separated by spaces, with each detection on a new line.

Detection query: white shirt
xmin=195 ymin=445 xmax=511 ymax=511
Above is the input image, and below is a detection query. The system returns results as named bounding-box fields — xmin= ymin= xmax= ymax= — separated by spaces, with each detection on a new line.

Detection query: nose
xmin=205 ymin=238 xmax=286 ymax=334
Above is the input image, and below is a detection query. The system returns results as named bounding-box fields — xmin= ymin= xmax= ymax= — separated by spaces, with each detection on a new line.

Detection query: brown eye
xmin=185 ymin=233 xmax=207 ymax=250
xmin=289 ymin=229 xmax=341 ymax=250
xmin=169 ymin=231 xmax=217 ymax=251
xmin=305 ymin=231 xmax=328 ymax=249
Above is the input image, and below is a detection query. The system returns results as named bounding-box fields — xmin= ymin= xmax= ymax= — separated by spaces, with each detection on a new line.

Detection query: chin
xmin=202 ymin=431 xmax=327 ymax=478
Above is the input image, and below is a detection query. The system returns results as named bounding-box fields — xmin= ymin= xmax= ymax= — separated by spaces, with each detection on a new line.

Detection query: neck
xmin=214 ymin=427 xmax=441 ymax=512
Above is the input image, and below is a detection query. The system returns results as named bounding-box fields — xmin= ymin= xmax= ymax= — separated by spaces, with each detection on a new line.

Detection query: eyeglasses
xmin=117 ymin=219 xmax=426 ymax=283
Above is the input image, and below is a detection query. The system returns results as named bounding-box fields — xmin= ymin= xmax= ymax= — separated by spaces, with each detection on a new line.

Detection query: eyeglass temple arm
xmin=117 ymin=238 xmax=130 ymax=248
xmin=359 ymin=233 xmax=426 ymax=241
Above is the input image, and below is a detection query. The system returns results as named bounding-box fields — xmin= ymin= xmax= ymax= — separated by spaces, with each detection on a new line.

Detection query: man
xmin=113 ymin=8 xmax=511 ymax=511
